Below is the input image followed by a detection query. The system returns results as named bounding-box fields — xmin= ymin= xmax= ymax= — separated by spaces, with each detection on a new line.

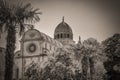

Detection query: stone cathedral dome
xmin=54 ymin=17 xmax=73 ymax=40
xmin=54 ymin=17 xmax=75 ymax=45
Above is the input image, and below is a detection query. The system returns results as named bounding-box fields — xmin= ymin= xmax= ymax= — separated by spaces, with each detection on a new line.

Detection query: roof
xmin=54 ymin=21 xmax=73 ymax=34
xmin=21 ymin=28 xmax=63 ymax=47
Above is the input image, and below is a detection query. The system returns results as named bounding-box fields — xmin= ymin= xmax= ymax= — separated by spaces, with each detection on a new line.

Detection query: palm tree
xmin=0 ymin=0 xmax=41 ymax=80
xmin=83 ymin=38 xmax=100 ymax=80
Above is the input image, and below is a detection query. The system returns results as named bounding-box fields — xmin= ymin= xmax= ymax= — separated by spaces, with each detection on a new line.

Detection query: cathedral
xmin=13 ymin=17 xmax=80 ymax=80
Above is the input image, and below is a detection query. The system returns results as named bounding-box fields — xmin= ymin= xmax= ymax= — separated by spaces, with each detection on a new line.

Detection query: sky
xmin=21 ymin=0 xmax=119 ymax=42
xmin=0 ymin=0 xmax=120 ymax=48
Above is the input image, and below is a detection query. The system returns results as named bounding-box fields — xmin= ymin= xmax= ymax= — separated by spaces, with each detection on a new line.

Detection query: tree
xmin=82 ymin=38 xmax=100 ymax=80
xmin=81 ymin=51 xmax=89 ymax=80
xmin=24 ymin=48 xmax=76 ymax=80
xmin=102 ymin=33 xmax=120 ymax=80
xmin=45 ymin=48 xmax=75 ymax=80
xmin=0 ymin=0 xmax=41 ymax=80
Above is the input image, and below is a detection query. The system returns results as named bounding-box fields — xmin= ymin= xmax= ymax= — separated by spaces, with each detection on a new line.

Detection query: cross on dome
xmin=62 ymin=16 xmax=64 ymax=22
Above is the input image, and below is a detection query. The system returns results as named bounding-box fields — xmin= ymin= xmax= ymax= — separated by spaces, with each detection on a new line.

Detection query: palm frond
xmin=0 ymin=0 xmax=41 ymax=36
xmin=19 ymin=23 xmax=25 ymax=36
xmin=23 ymin=3 xmax=31 ymax=11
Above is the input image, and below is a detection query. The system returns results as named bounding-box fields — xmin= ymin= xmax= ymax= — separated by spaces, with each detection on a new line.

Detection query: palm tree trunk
xmin=5 ymin=24 xmax=16 ymax=80
xmin=89 ymin=57 xmax=95 ymax=80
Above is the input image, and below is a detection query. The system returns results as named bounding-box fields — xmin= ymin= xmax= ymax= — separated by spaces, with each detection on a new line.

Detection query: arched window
xmin=57 ymin=34 xmax=59 ymax=39
xmin=61 ymin=34 xmax=63 ymax=38
xmin=67 ymin=34 xmax=69 ymax=38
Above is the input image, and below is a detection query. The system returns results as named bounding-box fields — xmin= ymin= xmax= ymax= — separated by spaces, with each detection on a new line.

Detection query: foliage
xmin=0 ymin=0 xmax=41 ymax=35
xmin=24 ymin=48 xmax=82 ymax=80
xmin=75 ymin=37 xmax=104 ymax=80
xmin=24 ymin=38 xmax=106 ymax=80
xmin=103 ymin=34 xmax=120 ymax=59
xmin=102 ymin=33 xmax=120 ymax=80
xmin=0 ymin=0 xmax=41 ymax=80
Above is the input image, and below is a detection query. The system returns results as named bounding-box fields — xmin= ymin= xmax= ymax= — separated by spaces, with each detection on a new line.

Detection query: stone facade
xmin=13 ymin=28 xmax=63 ymax=80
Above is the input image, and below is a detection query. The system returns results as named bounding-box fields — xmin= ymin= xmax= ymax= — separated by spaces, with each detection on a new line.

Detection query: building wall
xmin=13 ymin=29 xmax=63 ymax=80
xmin=57 ymin=38 xmax=75 ymax=45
